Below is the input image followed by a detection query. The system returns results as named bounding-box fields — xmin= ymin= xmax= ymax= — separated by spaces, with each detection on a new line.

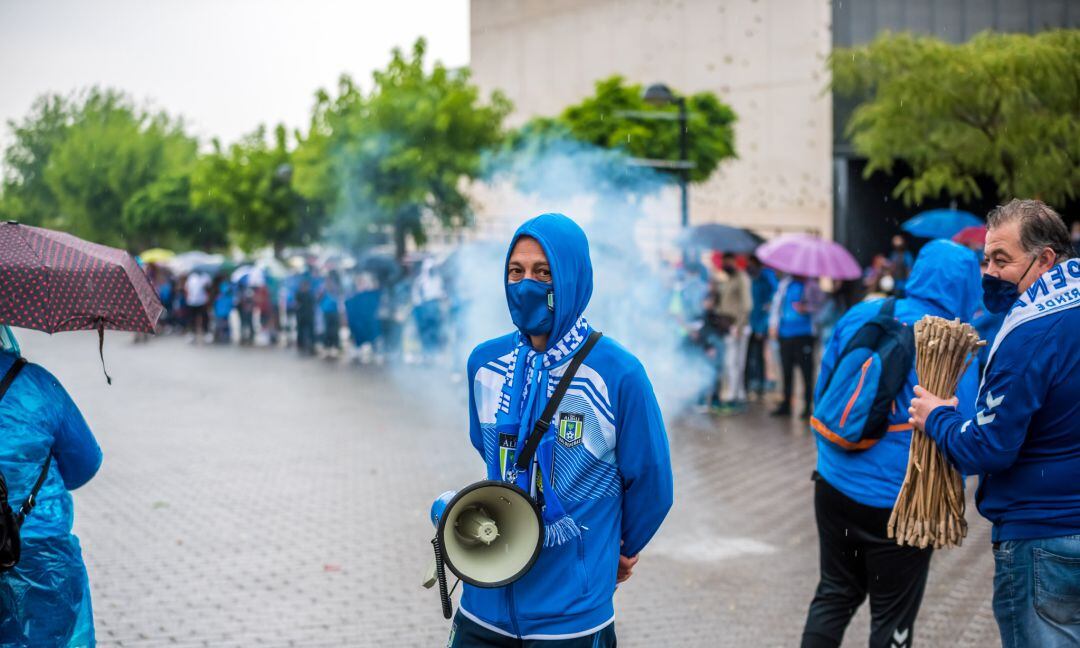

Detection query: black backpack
xmin=810 ymin=299 xmax=916 ymax=451
xmin=1 ymin=357 xmax=52 ymax=572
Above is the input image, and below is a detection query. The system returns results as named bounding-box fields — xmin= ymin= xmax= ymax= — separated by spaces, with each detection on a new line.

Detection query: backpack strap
xmin=16 ymin=455 xmax=51 ymax=525
xmin=879 ymin=297 xmax=898 ymax=319
xmin=514 ymin=331 xmax=603 ymax=472
xmin=0 ymin=357 xmax=27 ymax=402
xmin=0 ymin=358 xmax=53 ymax=526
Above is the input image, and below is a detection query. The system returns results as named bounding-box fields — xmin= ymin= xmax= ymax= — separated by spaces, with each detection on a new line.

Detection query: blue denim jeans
xmin=993 ymin=534 xmax=1080 ymax=648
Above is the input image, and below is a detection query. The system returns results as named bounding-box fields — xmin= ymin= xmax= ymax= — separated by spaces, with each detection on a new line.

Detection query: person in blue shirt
xmin=910 ymin=200 xmax=1080 ymax=648
xmin=0 ymin=326 xmax=102 ymax=647
xmin=800 ymin=240 xmax=982 ymax=648
xmin=769 ymin=274 xmax=824 ymax=418
xmin=745 ymin=256 xmax=776 ymax=399
xmin=451 ymin=213 xmax=674 ymax=647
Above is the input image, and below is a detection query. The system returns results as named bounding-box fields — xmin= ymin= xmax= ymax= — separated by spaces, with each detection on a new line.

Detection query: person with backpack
xmin=800 ymin=240 xmax=982 ymax=648
xmin=450 ymin=213 xmax=673 ymax=646
xmin=0 ymin=326 xmax=102 ymax=646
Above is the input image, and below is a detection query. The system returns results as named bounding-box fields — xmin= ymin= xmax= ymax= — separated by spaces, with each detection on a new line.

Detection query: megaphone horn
xmin=423 ymin=480 xmax=545 ymax=618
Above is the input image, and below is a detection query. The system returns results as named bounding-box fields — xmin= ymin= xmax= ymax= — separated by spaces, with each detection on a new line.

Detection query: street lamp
xmin=643 ymin=83 xmax=689 ymax=228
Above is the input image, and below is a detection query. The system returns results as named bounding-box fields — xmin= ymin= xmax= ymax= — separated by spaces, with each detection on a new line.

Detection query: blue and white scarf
xmin=984 ymin=259 xmax=1080 ymax=384
xmin=495 ymin=316 xmax=591 ymax=547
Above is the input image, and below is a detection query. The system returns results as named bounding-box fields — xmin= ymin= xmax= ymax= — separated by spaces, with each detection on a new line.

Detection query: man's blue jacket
xmin=461 ymin=214 xmax=673 ymax=640
xmin=815 ymin=240 xmax=982 ymax=508
xmin=927 ymin=259 xmax=1080 ymax=542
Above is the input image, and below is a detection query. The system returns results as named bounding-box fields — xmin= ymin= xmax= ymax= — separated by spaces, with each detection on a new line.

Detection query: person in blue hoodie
xmin=800 ymin=240 xmax=982 ymax=648
xmin=910 ymin=200 xmax=1080 ymax=648
xmin=0 ymin=326 xmax=102 ymax=646
xmin=451 ymin=213 xmax=674 ymax=647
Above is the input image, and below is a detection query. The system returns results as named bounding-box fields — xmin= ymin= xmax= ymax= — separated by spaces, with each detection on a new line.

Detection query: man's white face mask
xmin=880 ymin=274 xmax=896 ymax=293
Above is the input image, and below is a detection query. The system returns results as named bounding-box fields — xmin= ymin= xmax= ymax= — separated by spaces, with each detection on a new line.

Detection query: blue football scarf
xmin=984 ymin=259 xmax=1080 ymax=383
xmin=494 ymin=316 xmax=591 ymax=547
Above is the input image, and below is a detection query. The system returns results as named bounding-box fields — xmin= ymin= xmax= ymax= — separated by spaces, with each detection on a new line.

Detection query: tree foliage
xmin=832 ymin=30 xmax=1080 ymax=207
xmin=192 ymin=125 xmax=318 ymax=253
xmin=541 ymin=76 xmax=737 ymax=184
xmin=1 ymin=94 xmax=71 ymax=229
xmin=293 ymin=38 xmax=511 ymax=257
xmin=123 ymin=173 xmax=228 ymax=251
xmin=0 ymin=88 xmax=199 ymax=248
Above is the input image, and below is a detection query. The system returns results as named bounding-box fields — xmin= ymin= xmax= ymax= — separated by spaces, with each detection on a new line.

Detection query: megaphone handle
xmin=432 ymin=537 xmax=453 ymax=620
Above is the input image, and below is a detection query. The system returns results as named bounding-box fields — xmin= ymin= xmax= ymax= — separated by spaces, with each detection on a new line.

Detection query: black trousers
xmin=745 ymin=332 xmax=766 ymax=394
xmin=780 ymin=335 xmax=816 ymax=411
xmin=801 ymin=476 xmax=933 ymax=648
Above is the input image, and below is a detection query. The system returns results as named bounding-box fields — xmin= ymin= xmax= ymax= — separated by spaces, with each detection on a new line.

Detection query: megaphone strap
xmin=514 ymin=330 xmax=603 ymax=473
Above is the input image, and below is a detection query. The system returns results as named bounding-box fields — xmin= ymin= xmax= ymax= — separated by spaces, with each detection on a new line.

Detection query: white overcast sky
xmin=0 ymin=0 xmax=469 ymax=149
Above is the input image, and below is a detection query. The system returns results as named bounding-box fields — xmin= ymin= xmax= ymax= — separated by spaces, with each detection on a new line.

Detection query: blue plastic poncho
xmin=0 ymin=333 xmax=102 ymax=647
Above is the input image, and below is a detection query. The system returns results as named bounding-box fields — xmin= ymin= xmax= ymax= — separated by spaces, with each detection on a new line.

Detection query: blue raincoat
xmin=0 ymin=345 xmax=102 ymax=647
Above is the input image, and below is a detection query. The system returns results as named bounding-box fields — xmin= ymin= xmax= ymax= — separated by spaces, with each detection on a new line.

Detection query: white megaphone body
xmin=423 ymin=480 xmax=544 ymax=618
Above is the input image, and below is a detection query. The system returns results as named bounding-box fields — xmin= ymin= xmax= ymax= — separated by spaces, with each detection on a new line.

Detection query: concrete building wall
xmin=469 ymin=0 xmax=834 ymax=240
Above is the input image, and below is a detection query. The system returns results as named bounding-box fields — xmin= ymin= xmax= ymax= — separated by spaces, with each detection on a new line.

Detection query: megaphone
xmin=422 ymin=480 xmax=544 ymax=618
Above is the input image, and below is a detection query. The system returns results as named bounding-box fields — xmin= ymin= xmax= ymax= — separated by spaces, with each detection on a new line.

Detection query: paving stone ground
xmin=19 ymin=330 xmax=999 ymax=647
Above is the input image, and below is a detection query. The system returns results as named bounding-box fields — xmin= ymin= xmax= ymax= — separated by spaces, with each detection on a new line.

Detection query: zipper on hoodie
xmin=507 ymin=583 xmax=522 ymax=638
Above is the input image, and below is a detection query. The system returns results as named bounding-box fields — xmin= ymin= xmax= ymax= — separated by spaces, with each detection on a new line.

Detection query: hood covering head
xmin=906 ymin=239 xmax=983 ymax=321
xmin=505 ymin=213 xmax=593 ymax=349
xmin=0 ymin=325 xmax=19 ymax=355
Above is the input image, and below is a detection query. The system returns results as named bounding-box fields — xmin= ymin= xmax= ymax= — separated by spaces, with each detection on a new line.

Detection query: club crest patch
xmin=499 ymin=432 xmax=518 ymax=481
xmin=557 ymin=412 xmax=585 ymax=448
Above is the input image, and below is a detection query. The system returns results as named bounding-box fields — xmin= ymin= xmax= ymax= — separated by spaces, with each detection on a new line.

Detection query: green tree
xmin=832 ymin=29 xmax=1080 ymax=206
xmin=42 ymin=88 xmax=197 ymax=247
xmin=545 ymin=75 xmax=737 ymax=184
xmin=0 ymin=94 xmax=72 ymax=228
xmin=293 ymin=38 xmax=511 ymax=257
xmin=192 ymin=124 xmax=318 ymax=253
xmin=122 ymin=173 xmax=228 ymax=251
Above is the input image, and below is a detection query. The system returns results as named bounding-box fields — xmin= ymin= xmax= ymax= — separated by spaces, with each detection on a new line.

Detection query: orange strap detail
xmin=839 ymin=357 xmax=874 ymax=429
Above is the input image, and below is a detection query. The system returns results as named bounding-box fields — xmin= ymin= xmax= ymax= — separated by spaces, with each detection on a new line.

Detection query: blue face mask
xmin=982 ymin=255 xmax=1038 ymax=314
xmin=507 ymin=278 xmax=554 ymax=336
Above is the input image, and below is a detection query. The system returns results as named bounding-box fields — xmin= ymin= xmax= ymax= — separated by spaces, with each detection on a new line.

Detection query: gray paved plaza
xmin=19 ymin=330 xmax=999 ymax=647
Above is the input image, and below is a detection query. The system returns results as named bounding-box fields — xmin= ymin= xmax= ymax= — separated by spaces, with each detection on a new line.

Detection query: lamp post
xmin=643 ymin=83 xmax=689 ymax=228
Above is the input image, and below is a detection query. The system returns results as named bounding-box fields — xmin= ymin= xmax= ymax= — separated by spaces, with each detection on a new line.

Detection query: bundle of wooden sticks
xmin=888 ymin=316 xmax=985 ymax=549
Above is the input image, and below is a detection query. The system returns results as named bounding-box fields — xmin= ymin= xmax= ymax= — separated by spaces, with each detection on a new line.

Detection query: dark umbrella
xmin=0 ymin=221 xmax=164 ymax=382
xmin=356 ymin=252 xmax=402 ymax=284
xmin=680 ymin=223 xmax=763 ymax=253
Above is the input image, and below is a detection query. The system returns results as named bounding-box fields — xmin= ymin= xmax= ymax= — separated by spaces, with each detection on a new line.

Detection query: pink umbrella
xmin=951 ymin=225 xmax=987 ymax=247
xmin=755 ymin=233 xmax=861 ymax=280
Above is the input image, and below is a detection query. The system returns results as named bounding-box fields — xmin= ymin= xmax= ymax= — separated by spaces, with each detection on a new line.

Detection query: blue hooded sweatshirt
xmin=815 ymin=240 xmax=982 ymax=508
xmin=460 ymin=213 xmax=674 ymax=640
xmin=0 ymin=348 xmax=102 ymax=647
xmin=926 ymin=258 xmax=1080 ymax=542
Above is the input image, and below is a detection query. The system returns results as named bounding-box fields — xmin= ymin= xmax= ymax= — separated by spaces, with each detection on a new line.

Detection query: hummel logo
xmin=891 ymin=627 xmax=910 ymax=647
xmin=976 ymin=390 xmax=1005 ymax=426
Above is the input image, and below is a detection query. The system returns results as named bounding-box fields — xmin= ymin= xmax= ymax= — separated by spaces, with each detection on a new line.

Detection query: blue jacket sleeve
xmin=466 ymin=353 xmax=484 ymax=459
xmin=615 ymin=362 xmax=673 ymax=557
xmin=925 ymin=338 xmax=1051 ymax=475
xmin=51 ymin=382 xmax=102 ymax=490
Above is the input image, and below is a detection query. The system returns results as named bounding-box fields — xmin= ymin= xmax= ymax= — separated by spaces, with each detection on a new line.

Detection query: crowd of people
xmin=1 ymin=201 xmax=1078 ymax=647
xmin=145 ymin=254 xmax=458 ymax=365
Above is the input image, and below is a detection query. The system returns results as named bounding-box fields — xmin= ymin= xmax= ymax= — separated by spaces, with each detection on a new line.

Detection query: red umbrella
xmin=951 ymin=225 xmax=987 ymax=248
xmin=0 ymin=221 xmax=164 ymax=381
